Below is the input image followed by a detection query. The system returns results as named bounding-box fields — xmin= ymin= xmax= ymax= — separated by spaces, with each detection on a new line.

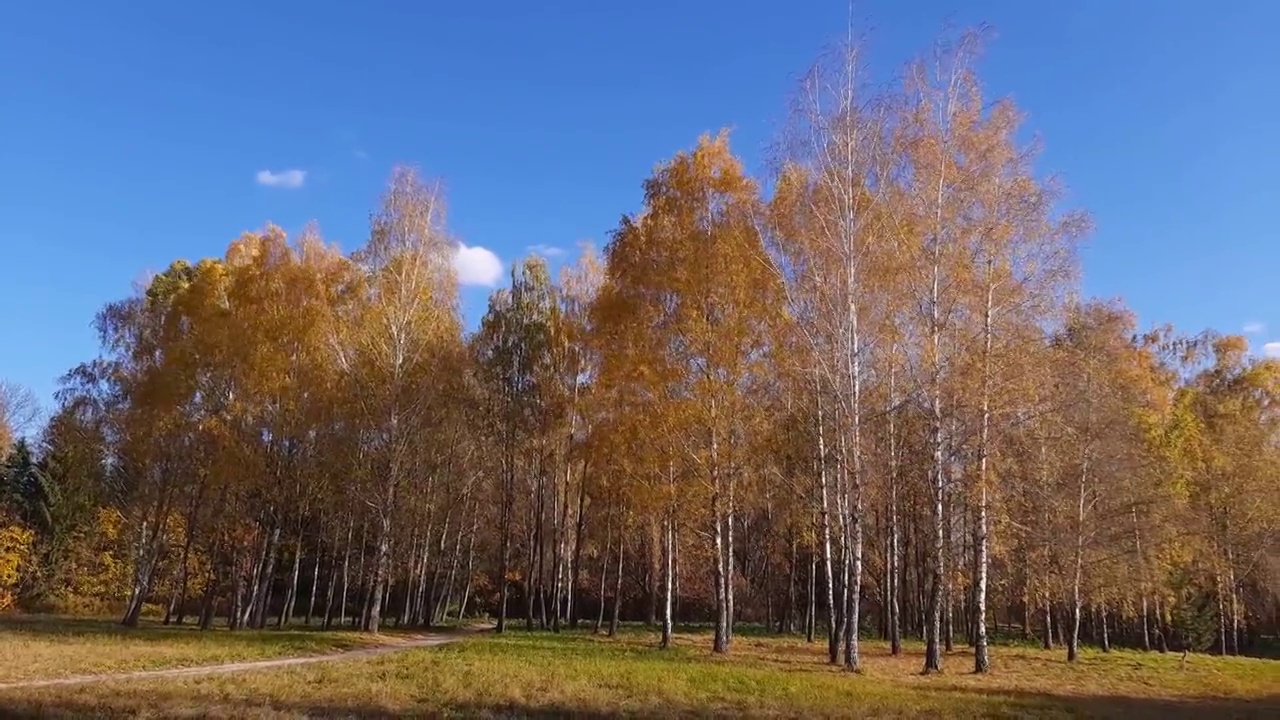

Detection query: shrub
xmin=0 ymin=519 xmax=34 ymax=610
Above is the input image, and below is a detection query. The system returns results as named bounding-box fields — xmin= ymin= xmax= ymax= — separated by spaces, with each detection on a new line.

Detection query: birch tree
xmin=332 ymin=167 xmax=461 ymax=633
xmin=594 ymin=132 xmax=782 ymax=654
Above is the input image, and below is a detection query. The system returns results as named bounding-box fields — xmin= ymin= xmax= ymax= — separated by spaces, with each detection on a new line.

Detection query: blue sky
xmin=3 ymin=1 xmax=1278 ymax=409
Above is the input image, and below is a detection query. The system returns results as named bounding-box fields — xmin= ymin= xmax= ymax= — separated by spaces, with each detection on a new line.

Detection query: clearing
xmin=0 ymin=618 xmax=1277 ymax=718
xmin=0 ymin=615 xmax=430 ymax=684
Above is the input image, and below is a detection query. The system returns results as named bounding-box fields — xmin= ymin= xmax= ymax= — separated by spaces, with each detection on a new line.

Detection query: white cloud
xmin=454 ymin=243 xmax=503 ymax=287
xmin=527 ymin=243 xmax=566 ymax=257
xmin=1244 ymin=321 xmax=1265 ymax=334
xmin=1264 ymin=342 xmax=1280 ymax=359
xmin=353 ymin=149 xmax=369 ymax=161
xmin=255 ymin=169 xmax=307 ymax=189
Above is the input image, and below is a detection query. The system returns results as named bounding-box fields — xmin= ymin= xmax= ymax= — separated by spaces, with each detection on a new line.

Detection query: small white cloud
xmin=255 ymin=169 xmax=307 ymax=189
xmin=527 ymin=243 xmax=565 ymax=257
xmin=1244 ymin=321 xmax=1265 ymax=334
xmin=1264 ymin=342 xmax=1280 ymax=359
xmin=353 ymin=149 xmax=369 ymax=161
xmin=454 ymin=243 xmax=503 ymax=287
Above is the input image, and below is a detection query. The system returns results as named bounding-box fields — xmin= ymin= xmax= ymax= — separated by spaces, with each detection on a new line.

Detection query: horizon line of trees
xmin=2 ymin=27 xmax=1277 ymax=674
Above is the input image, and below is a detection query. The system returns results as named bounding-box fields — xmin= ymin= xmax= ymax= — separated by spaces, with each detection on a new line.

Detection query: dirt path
xmin=0 ymin=629 xmax=483 ymax=690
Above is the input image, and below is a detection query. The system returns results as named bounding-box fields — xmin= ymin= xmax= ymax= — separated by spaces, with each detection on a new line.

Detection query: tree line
xmin=2 ymin=29 xmax=1277 ymax=673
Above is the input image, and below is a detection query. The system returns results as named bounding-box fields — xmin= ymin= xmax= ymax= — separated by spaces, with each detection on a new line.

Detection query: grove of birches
xmin=2 ymin=30 xmax=1278 ymax=675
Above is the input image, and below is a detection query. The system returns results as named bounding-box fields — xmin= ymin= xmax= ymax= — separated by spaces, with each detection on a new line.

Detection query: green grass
xmin=0 ymin=620 xmax=1277 ymax=718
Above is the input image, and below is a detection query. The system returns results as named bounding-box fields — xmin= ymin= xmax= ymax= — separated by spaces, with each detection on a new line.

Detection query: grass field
xmin=0 ymin=615 xmax=391 ymax=684
xmin=0 ymin=617 xmax=1277 ymax=718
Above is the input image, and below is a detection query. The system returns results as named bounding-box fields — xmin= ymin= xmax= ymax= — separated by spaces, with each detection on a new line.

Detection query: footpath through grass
xmin=0 ymin=621 xmax=1278 ymax=718
xmin=0 ymin=614 xmax=388 ymax=684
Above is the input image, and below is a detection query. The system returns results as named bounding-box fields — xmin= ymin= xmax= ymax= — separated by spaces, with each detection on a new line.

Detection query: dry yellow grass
xmin=0 ymin=614 xmax=389 ymax=683
xmin=0 ymin=622 xmax=1277 ymax=718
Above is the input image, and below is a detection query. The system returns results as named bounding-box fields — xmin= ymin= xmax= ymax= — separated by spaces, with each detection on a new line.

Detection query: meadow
xmin=0 ymin=617 xmax=1277 ymax=718
xmin=0 ymin=615 xmax=389 ymax=684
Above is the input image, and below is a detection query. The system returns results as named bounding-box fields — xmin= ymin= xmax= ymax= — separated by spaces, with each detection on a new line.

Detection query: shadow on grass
xmin=0 ymin=691 xmax=1277 ymax=719
xmin=0 ymin=614 xmax=151 ymax=636
xmin=923 ymin=686 xmax=1280 ymax=720
xmin=0 ymin=614 xmax=302 ymax=635
xmin=0 ymin=613 xmax=456 ymax=637
xmin=0 ymin=614 xmax=430 ymax=657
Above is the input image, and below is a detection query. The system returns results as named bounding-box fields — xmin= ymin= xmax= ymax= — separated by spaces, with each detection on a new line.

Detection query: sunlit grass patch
xmin=0 ymin=622 xmax=1276 ymax=718
xmin=0 ymin=614 xmax=388 ymax=683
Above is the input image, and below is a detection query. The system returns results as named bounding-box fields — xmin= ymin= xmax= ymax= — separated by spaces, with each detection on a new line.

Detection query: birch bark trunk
xmin=660 ymin=513 xmax=674 ymax=649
